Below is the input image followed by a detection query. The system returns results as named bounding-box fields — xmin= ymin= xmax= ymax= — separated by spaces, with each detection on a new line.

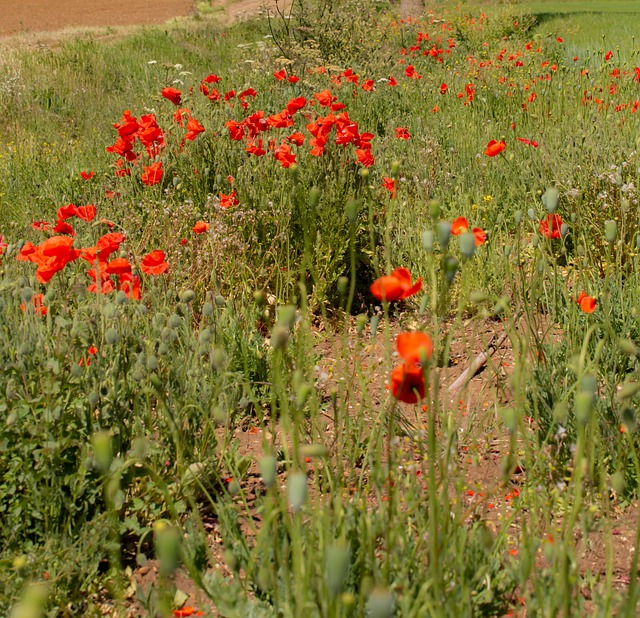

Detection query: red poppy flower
xmin=604 ymin=50 xmax=613 ymax=61
xmin=31 ymin=221 xmax=50 ymax=231
xmin=274 ymin=70 xmax=287 ymax=81
xmin=539 ymin=214 xmax=563 ymax=239
xmin=484 ymin=140 xmax=506 ymax=157
xmin=397 ymin=331 xmax=433 ymax=364
xmin=161 ymin=87 xmax=182 ymax=105
xmin=361 ymin=79 xmax=375 ymax=92
xmin=576 ymin=291 xmax=597 ymax=313
xmin=20 ymin=293 xmax=47 ymax=316
xmin=172 ymin=607 xmax=203 ymax=617
xmin=141 ymin=162 xmax=163 ymax=186
xmin=286 ymin=97 xmax=307 ymax=114
xmin=440 ymin=83 xmax=448 ymax=95
xmin=274 ymin=143 xmax=297 ymax=168
xmin=395 ymin=127 xmax=411 ymax=140
xmin=382 ymin=177 xmax=396 ymax=198
xmin=404 ymin=65 xmax=422 ymax=79
xmin=314 ymin=89 xmax=336 ymax=107
xmin=192 ymin=221 xmax=210 ymax=234
xmin=58 ymin=204 xmax=78 ymax=220
xmin=516 ymin=137 xmax=539 ymax=147
xmin=219 ymin=190 xmax=239 ymax=209
xmin=450 ymin=217 xmax=486 ymax=246
xmin=140 ymin=250 xmax=168 ymax=275
xmin=16 ymin=241 xmax=37 ymax=262
xmin=355 ymin=148 xmax=374 ymax=167
xmin=371 ymin=267 xmax=422 ymax=302
xmin=288 ymin=75 xmax=299 ymax=84
xmin=185 ymin=117 xmax=205 ymax=141
xmin=388 ymin=76 xmax=397 ymax=87
xmin=76 ymin=205 xmax=97 ymax=222
xmin=287 ymin=132 xmax=305 ymax=146
xmin=52 ymin=220 xmax=76 ymax=237
xmin=106 ymin=257 xmax=132 ymax=275
xmin=81 ymin=171 xmax=95 ymax=180
xmin=390 ymin=362 xmax=426 ymax=404
xmin=119 ymin=273 xmax=141 ymax=300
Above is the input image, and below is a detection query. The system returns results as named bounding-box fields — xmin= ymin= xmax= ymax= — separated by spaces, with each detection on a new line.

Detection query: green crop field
xmin=1 ymin=0 xmax=640 ymax=615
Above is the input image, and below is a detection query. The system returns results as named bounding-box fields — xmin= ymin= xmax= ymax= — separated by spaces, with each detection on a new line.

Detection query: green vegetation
xmin=1 ymin=0 xmax=640 ymax=615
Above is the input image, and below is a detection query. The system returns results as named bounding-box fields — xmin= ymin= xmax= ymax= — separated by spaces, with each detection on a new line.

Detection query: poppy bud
xmin=618 ymin=338 xmax=638 ymax=356
xmin=154 ymin=520 xmax=180 ymax=576
xmin=359 ymin=168 xmax=369 ymax=179
xmin=116 ymin=290 xmax=128 ymax=305
xmin=253 ymin=290 xmax=267 ymax=307
xmin=296 ymin=383 xmax=312 ymax=409
xmin=259 ymin=455 xmax=277 ymax=488
xmin=356 ymin=313 xmax=368 ymax=334
xmin=158 ymin=342 xmax=169 ymax=356
xmin=215 ymin=294 xmax=226 ymax=307
xmin=88 ymin=390 xmax=100 ymax=408
xmin=429 ymin=199 xmax=440 ymax=219
xmin=20 ymin=287 xmax=34 ymax=303
xmin=542 ymin=187 xmax=559 ymax=213
xmin=271 ymin=324 xmax=290 ymax=350
xmin=604 ymin=220 xmax=617 ymax=244
xmin=561 ymin=223 xmax=569 ymax=238
xmin=169 ymin=314 xmax=182 ymax=328
xmin=370 ymin=314 xmax=380 ymax=339
xmin=92 ymin=430 xmax=112 ymax=473
xmin=422 ymin=230 xmax=434 ymax=252
xmin=575 ymin=391 xmax=593 ymax=425
xmin=212 ymin=346 xmax=226 ymax=370
xmin=202 ymin=301 xmax=215 ymax=317
xmin=300 ymin=444 xmax=328 ymax=458
xmin=514 ymin=211 xmax=523 ymax=224
xmin=528 ymin=208 xmax=535 ymax=220
xmin=437 ymin=221 xmax=451 ymax=249
xmin=391 ymin=160 xmax=401 ymax=177
xmin=366 ymin=588 xmax=394 ymax=618
xmin=105 ymin=328 xmax=119 ymax=345
xmin=459 ymin=232 xmax=476 ymax=259
xmin=181 ymin=289 xmax=196 ymax=304
xmin=325 ymin=543 xmax=351 ymax=597
xmin=103 ymin=303 xmax=117 ymax=319
xmin=612 ymin=471 xmax=625 ymax=495
xmin=309 ymin=187 xmax=321 ymax=210
xmin=345 ymin=199 xmax=358 ymax=224
xmin=617 ymin=382 xmax=640 ymax=401
xmin=444 ymin=255 xmax=458 ymax=284
xmin=277 ymin=305 xmax=297 ymax=329
xmin=616 ymin=174 xmax=623 ymax=187
xmin=338 ymin=276 xmax=349 ymax=296
xmin=287 ymin=471 xmax=308 ymax=511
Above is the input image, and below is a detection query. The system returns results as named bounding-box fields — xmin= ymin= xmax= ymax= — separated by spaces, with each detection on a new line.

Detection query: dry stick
xmin=447 ymin=330 xmax=511 ymax=396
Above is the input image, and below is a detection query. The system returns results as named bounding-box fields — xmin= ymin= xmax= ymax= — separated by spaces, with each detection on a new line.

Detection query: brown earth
xmin=0 ymin=0 xmax=196 ymax=37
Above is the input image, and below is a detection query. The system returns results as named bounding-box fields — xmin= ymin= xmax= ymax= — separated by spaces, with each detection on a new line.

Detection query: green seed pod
xmin=92 ymin=431 xmax=112 ymax=473
xmin=325 ymin=543 xmax=351 ymax=597
xmin=227 ymin=479 xmax=241 ymax=497
xmin=514 ymin=210 xmax=523 ymax=224
xmin=212 ymin=404 xmax=228 ymax=426
xmin=181 ymin=289 xmax=196 ymax=304
xmin=429 ymin=199 xmax=440 ymax=219
xmin=88 ymin=390 xmax=100 ymax=408
xmin=390 ymin=160 xmax=401 ymax=177
xmin=604 ymin=220 xmax=617 ymax=244
xmin=366 ymin=588 xmax=394 ymax=618
xmin=459 ymin=231 xmax=476 ymax=259
xmin=359 ymin=168 xmax=369 ymax=179
xmin=214 ymin=294 xmax=226 ymax=307
xmin=561 ymin=223 xmax=569 ymax=238
xmin=616 ymin=174 xmax=623 ymax=187
xmin=259 ymin=455 xmax=277 ymax=488
xmin=542 ymin=187 xmax=559 ymax=213
xmin=105 ymin=328 xmax=119 ymax=345
xmin=253 ymin=290 xmax=267 ymax=307
xmin=153 ymin=313 xmax=167 ymax=328
xmin=168 ymin=314 xmax=182 ymax=328
xmin=338 ymin=276 xmax=349 ymax=296
xmin=70 ymin=363 xmax=83 ymax=377
xmin=115 ymin=290 xmax=128 ymax=305
xmin=422 ymin=230 xmax=434 ymax=253
xmin=370 ymin=314 xmax=380 ymax=338
xmin=149 ymin=373 xmax=163 ymax=391
xmin=287 ymin=471 xmax=308 ymax=512
xmin=437 ymin=220 xmax=451 ymax=249
xmin=202 ymin=301 xmax=215 ymax=317
xmin=356 ymin=313 xmax=368 ymax=334
xmin=131 ymin=368 xmax=145 ymax=382
xmin=147 ymin=355 xmax=159 ymax=371
xmin=527 ymin=208 xmax=535 ymax=220
xmin=158 ymin=342 xmax=170 ymax=356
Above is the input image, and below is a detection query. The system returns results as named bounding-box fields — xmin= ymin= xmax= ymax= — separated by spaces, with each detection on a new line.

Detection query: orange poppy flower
xmin=370 ymin=267 xmax=422 ymax=302
xmin=76 ymin=205 xmax=97 ymax=222
xmin=484 ymin=139 xmax=506 ymax=157
xmin=219 ymin=190 xmax=239 ymax=209
xmin=172 ymin=607 xmax=204 ymax=617
xmin=185 ymin=117 xmax=205 ymax=141
xmin=192 ymin=221 xmax=210 ymax=234
xmin=106 ymin=257 xmax=132 ymax=275
xmin=140 ymin=250 xmax=168 ymax=275
xmin=576 ymin=291 xmax=597 ymax=313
